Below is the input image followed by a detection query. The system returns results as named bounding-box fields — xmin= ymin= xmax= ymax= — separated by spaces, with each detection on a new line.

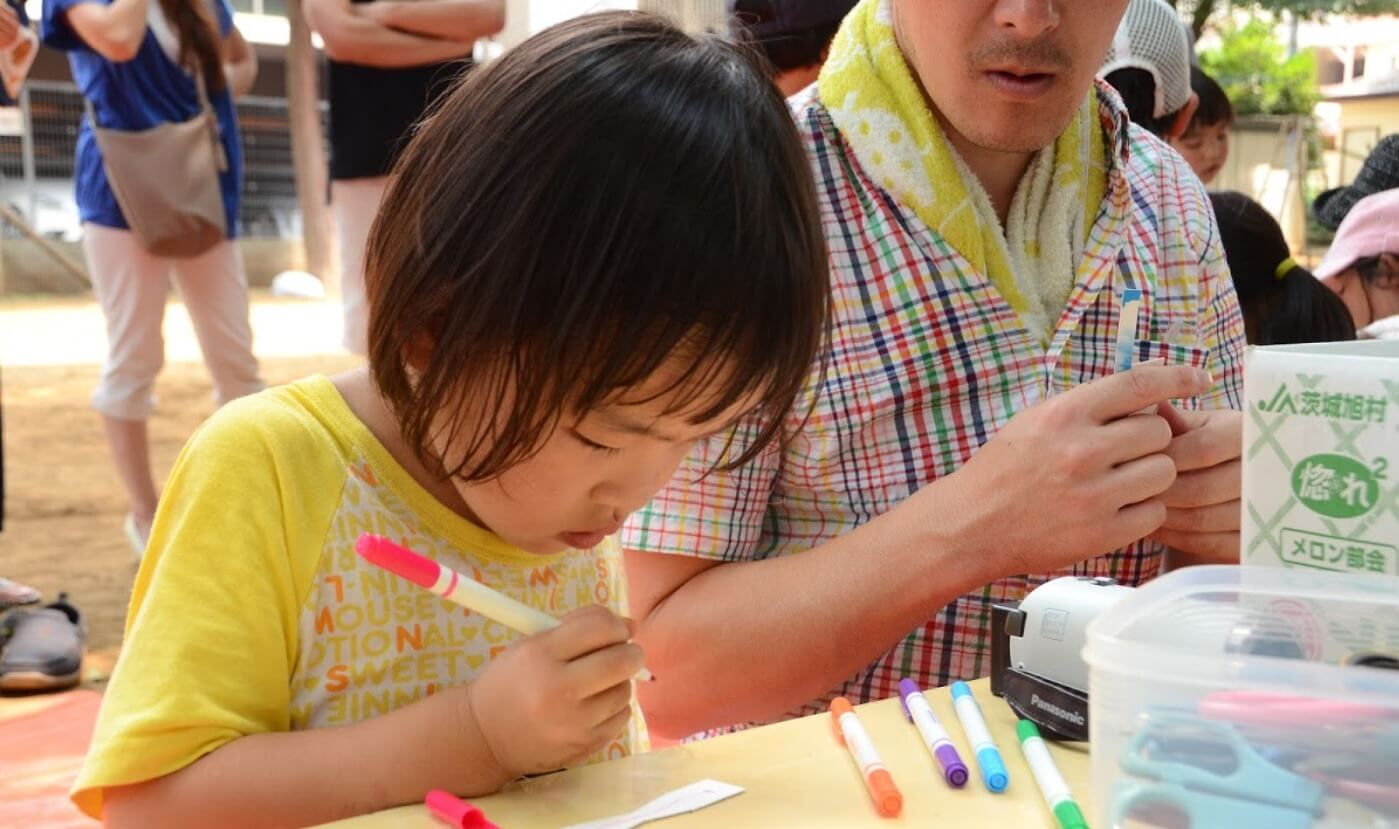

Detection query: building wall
xmin=1324 ymin=98 xmax=1399 ymax=189
xmin=1213 ymin=117 xmax=1310 ymax=255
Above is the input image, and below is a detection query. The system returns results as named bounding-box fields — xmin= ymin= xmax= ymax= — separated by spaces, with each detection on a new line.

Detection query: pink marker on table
xmin=355 ymin=534 xmax=653 ymax=681
xmin=426 ymin=790 xmax=498 ymax=829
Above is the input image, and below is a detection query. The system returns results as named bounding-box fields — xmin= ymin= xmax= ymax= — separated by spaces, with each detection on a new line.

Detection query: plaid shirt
xmin=621 ymin=85 xmax=1246 ymax=724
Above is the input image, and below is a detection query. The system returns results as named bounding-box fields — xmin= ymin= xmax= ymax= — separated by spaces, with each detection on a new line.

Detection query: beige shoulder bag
xmin=84 ymin=72 xmax=229 ymax=258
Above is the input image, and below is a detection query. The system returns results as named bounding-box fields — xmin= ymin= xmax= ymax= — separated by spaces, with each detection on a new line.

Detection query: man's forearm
xmin=371 ymin=0 xmax=503 ymax=43
xmin=629 ymin=478 xmax=999 ymax=739
xmin=318 ymin=15 xmax=475 ymax=67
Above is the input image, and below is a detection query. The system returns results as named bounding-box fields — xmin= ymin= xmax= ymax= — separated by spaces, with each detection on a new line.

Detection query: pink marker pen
xmin=355 ymin=534 xmax=653 ymax=680
xmin=426 ymin=790 xmax=499 ymax=829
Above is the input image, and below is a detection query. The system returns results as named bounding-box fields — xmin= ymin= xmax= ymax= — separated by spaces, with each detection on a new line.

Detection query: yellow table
xmin=322 ymin=679 xmax=1091 ymax=828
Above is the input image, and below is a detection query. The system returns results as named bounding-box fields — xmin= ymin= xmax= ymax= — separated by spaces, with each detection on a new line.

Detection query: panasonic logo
xmin=1030 ymin=693 xmax=1086 ymax=726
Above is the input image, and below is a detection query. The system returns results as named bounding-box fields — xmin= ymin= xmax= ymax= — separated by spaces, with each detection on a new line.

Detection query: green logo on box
xmin=1291 ymin=454 xmax=1380 ymax=518
xmin=1258 ymin=384 xmax=1388 ymax=423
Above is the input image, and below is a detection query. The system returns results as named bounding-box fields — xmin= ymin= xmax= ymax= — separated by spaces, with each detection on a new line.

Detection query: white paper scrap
xmin=561 ymin=780 xmax=745 ymax=829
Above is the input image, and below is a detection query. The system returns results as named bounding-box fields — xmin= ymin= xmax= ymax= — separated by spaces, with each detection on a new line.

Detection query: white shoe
xmin=123 ymin=514 xmax=147 ymax=561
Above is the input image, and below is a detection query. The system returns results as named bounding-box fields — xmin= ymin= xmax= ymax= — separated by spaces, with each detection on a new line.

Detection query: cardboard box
xmin=1242 ymin=340 xmax=1399 ymax=577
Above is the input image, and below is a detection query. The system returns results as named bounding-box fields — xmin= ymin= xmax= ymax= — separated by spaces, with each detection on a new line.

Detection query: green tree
xmin=1167 ymin=0 xmax=1399 ymax=41
xmin=1199 ymin=18 xmax=1321 ymax=115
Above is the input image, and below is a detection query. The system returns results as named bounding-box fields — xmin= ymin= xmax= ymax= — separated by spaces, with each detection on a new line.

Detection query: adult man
xmin=623 ymin=0 xmax=1247 ymax=738
xmin=728 ymin=0 xmax=856 ymax=96
xmin=304 ymin=0 xmax=504 ymax=354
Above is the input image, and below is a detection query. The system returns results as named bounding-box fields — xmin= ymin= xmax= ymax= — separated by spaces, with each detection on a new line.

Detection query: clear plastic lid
xmin=1083 ymin=565 xmax=1399 ymax=703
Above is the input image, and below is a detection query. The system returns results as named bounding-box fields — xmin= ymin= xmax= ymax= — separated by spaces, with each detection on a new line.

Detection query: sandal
xmin=0 ymin=593 xmax=85 ymax=692
xmin=0 ymin=577 xmax=41 ymax=610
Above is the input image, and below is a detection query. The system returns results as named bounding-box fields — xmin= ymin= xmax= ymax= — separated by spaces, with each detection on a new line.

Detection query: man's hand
xmin=1151 ymin=403 xmax=1243 ymax=564
xmin=950 ymin=365 xmax=1215 ymax=574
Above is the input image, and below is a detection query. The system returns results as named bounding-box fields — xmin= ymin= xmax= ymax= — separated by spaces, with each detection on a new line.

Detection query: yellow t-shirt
xmin=71 ymin=376 xmax=647 ymax=819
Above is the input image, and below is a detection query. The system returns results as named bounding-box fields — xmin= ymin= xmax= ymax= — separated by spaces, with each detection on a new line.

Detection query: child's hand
xmin=464 ymin=605 xmax=644 ymax=777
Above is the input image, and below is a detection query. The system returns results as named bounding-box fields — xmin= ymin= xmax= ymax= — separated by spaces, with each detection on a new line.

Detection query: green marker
xmin=1016 ymin=720 xmax=1089 ymax=829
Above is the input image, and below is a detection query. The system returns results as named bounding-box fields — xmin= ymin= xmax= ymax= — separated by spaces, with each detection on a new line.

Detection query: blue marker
xmin=1114 ymin=288 xmax=1142 ymax=373
xmin=950 ymin=681 xmax=1009 ymax=793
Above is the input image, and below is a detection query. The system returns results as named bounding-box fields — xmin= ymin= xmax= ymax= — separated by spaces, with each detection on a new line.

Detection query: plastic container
xmin=1083 ymin=565 xmax=1399 ymax=829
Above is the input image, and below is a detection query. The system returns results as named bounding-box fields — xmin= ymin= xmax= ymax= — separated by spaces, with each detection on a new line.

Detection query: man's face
xmin=894 ymin=0 xmax=1130 ymax=155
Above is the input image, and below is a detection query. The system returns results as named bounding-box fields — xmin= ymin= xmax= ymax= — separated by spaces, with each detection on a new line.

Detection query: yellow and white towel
xmin=817 ymin=0 xmax=1109 ymax=343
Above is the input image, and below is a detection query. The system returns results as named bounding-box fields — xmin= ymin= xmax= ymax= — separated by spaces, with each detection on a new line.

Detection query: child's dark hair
xmin=754 ymin=22 xmax=841 ymax=73
xmin=1104 ymin=68 xmax=1177 ymax=138
xmin=1209 ymin=191 xmax=1355 ymax=345
xmin=1353 ymin=256 xmax=1397 ymax=286
xmin=729 ymin=6 xmax=841 ymax=74
xmin=1183 ymin=66 xmax=1233 ymax=134
xmin=365 ymin=11 xmax=829 ymax=483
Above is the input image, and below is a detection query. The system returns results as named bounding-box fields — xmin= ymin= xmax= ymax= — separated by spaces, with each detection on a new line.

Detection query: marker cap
xmin=1054 ymin=801 xmax=1089 ymax=829
xmin=950 ymin=680 xmax=972 ymax=700
xmin=356 ymin=534 xmax=438 ymax=588
xmin=935 ymin=744 xmax=970 ymax=787
xmin=425 ymin=790 xmax=499 ymax=829
xmin=868 ymin=768 xmax=904 ymax=817
xmin=897 ymin=678 xmax=919 ymax=720
xmin=977 ymin=747 xmax=1009 ymax=793
xmin=830 ymin=696 xmax=853 ymax=743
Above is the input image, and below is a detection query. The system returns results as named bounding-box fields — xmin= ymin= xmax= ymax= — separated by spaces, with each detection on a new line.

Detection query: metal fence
xmin=1 ymin=80 xmax=320 ymax=240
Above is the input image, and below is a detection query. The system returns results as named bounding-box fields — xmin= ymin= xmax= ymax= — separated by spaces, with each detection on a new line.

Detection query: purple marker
xmin=899 ymin=678 xmax=970 ymax=788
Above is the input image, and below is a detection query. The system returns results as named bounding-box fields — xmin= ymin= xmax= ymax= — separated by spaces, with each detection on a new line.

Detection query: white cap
xmin=1102 ymin=0 xmax=1194 ymax=119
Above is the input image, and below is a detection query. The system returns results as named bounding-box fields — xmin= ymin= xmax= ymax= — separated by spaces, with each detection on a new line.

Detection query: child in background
xmin=727 ymin=0 xmax=856 ymax=97
xmin=1312 ymin=134 xmax=1398 ymax=230
xmin=1100 ymin=0 xmax=1198 ymax=140
xmin=72 ymin=12 xmax=829 ymax=827
xmin=1313 ymin=189 xmax=1399 ymax=340
xmin=1170 ymin=66 xmax=1234 ymax=186
xmin=1209 ymin=191 xmax=1355 ymax=345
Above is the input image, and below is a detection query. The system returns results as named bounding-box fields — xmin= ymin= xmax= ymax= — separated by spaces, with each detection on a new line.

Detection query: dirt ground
xmin=1 ymin=296 xmax=357 ymax=682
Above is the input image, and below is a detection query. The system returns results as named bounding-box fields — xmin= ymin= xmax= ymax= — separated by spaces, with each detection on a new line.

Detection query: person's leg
xmin=102 ymin=418 xmax=158 ymax=542
xmin=331 ymin=176 xmax=390 ymax=356
xmin=83 ymin=224 xmax=170 ymax=543
xmin=169 ymin=239 xmax=264 ymax=408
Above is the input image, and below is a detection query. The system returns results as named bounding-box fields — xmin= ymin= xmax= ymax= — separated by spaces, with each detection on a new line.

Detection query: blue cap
xmin=977 ymin=747 xmax=1009 ymax=793
xmin=950 ymin=680 xmax=972 ymax=700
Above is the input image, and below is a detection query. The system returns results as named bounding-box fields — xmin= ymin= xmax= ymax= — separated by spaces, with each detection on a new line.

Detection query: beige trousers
xmin=83 ymin=223 xmax=264 ymax=420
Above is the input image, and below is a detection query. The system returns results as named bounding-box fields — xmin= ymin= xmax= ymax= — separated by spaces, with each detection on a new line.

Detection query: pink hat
xmin=1313 ymin=188 xmax=1399 ymax=281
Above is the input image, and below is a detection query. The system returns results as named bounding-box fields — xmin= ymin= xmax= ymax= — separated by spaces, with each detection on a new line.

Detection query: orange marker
xmin=831 ymin=696 xmax=903 ymax=817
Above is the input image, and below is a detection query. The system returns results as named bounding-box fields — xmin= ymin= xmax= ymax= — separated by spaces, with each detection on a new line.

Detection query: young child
xmin=1100 ymin=0 xmax=1198 ymax=141
xmin=1209 ymin=191 xmax=1354 ymax=345
xmin=1170 ymin=66 xmax=1234 ymax=186
xmin=72 ymin=12 xmax=829 ymax=826
xmin=1313 ymin=189 xmax=1399 ymax=340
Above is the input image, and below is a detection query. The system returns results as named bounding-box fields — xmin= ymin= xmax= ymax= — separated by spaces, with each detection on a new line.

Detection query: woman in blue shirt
xmin=42 ymin=0 xmax=264 ymax=554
